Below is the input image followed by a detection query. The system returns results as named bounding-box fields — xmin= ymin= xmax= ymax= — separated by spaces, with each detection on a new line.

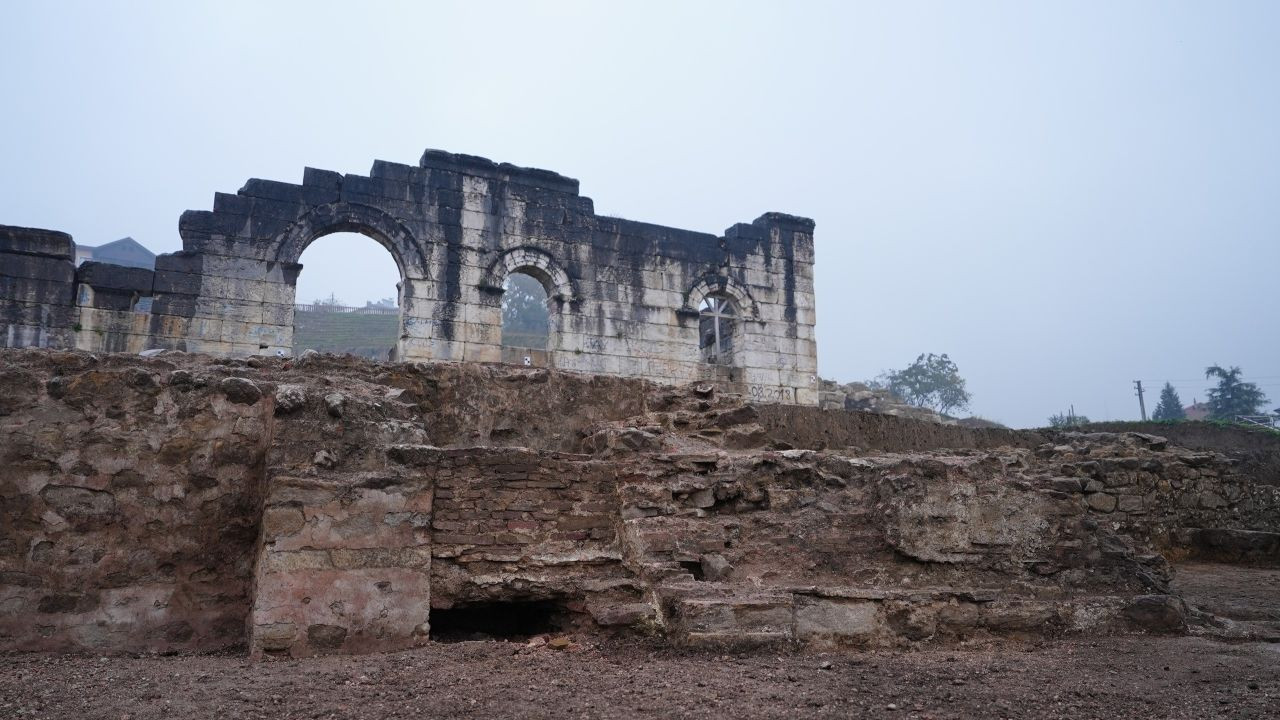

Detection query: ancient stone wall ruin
xmin=3 ymin=350 xmax=1276 ymax=657
xmin=0 ymin=354 xmax=272 ymax=652
xmin=0 ymin=149 xmax=818 ymax=404
xmin=0 ymin=227 xmax=79 ymax=350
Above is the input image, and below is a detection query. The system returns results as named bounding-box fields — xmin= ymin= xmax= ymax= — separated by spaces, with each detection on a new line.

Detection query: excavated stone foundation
xmin=1 ymin=348 xmax=1276 ymax=657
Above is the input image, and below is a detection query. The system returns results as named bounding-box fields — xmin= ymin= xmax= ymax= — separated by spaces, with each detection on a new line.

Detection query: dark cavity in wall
xmin=679 ymin=560 xmax=706 ymax=581
xmin=429 ymin=599 xmax=568 ymax=641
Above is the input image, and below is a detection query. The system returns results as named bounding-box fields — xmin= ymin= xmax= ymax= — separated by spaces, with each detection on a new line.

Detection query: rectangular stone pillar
xmin=0 ymin=225 xmax=78 ymax=349
xmin=249 ymin=472 xmax=433 ymax=658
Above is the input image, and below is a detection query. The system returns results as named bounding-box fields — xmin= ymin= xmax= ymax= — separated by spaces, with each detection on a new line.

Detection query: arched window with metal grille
xmin=698 ymin=294 xmax=737 ymax=364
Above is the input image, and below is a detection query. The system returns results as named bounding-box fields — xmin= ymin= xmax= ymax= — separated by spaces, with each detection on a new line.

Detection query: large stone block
xmin=0 ymin=298 xmax=77 ymax=326
xmin=795 ymin=600 xmax=883 ymax=642
xmin=0 ymin=274 xmax=74 ymax=306
xmin=1 ymin=322 xmax=75 ymax=348
xmin=0 ymin=251 xmax=75 ymax=283
xmin=239 ymin=177 xmax=338 ymax=207
xmin=193 ymin=296 xmax=264 ymax=324
xmin=250 ymin=567 xmax=431 ymax=658
xmin=419 ymin=148 xmax=581 ymax=195
xmin=0 ymin=225 xmax=74 ymax=260
xmin=75 ymin=261 xmax=153 ymax=294
xmin=151 ymin=269 xmax=205 ymax=296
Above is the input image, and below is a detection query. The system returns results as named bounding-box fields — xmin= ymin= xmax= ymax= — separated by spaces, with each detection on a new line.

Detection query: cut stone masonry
xmin=1 ymin=149 xmax=818 ymax=404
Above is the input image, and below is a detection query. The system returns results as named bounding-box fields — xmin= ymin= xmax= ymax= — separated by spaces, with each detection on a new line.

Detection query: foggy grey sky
xmin=3 ymin=1 xmax=1277 ymax=427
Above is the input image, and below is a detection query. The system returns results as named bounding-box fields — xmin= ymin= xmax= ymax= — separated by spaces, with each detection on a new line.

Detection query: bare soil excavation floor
xmin=1173 ymin=562 xmax=1280 ymax=626
xmin=3 ymin=562 xmax=1279 ymax=720
xmin=2 ymin=636 xmax=1279 ymax=720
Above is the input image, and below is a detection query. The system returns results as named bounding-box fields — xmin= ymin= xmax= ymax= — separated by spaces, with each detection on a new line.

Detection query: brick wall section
xmin=619 ymin=441 xmax=1280 ymax=646
xmin=389 ymin=446 xmax=648 ymax=626
xmin=618 ymin=450 xmax=1148 ymax=646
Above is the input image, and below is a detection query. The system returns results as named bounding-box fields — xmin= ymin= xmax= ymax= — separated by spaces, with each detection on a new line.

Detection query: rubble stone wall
xmin=755 ymin=403 xmax=1045 ymax=452
xmin=1083 ymin=421 xmax=1280 ymax=486
xmin=0 ymin=148 xmax=819 ymax=404
xmin=2 ymin=350 xmax=1278 ymax=656
xmin=619 ymin=448 xmax=1171 ymax=646
xmin=0 ymin=353 xmax=273 ymax=652
xmin=1031 ymin=434 xmax=1280 ymax=563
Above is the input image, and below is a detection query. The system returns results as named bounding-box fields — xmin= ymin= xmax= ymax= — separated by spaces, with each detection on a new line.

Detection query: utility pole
xmin=1134 ymin=380 xmax=1147 ymax=421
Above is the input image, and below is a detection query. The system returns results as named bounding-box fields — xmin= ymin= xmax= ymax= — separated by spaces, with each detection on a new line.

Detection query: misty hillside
xmin=292 ymin=310 xmax=398 ymax=360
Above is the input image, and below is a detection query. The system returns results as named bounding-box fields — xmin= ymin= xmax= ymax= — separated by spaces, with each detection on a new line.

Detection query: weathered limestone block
xmin=0 ymin=225 xmax=74 ymax=258
xmin=0 ymin=252 xmax=75 ymax=283
xmin=249 ymin=472 xmax=435 ymax=658
xmin=676 ymin=596 xmax=795 ymax=644
xmin=795 ymin=599 xmax=883 ymax=644
xmin=75 ymin=261 xmax=153 ymax=295
xmin=0 ymin=274 xmax=74 ymax=307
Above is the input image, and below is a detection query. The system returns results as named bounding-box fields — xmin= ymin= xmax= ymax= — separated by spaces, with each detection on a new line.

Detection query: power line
xmin=1146 ymin=376 xmax=1280 ymax=383
xmin=1140 ymin=380 xmax=1280 ymax=388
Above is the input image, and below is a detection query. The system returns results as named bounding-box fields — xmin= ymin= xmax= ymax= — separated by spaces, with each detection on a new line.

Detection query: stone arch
xmin=274 ymin=202 xmax=429 ymax=281
xmin=479 ymin=247 xmax=577 ymax=304
xmin=682 ymin=275 xmax=759 ymax=320
xmin=274 ymin=203 xmax=425 ymax=360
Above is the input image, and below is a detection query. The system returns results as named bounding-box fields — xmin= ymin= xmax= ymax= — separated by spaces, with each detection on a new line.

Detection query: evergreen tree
xmin=1151 ymin=382 xmax=1186 ymax=421
xmin=1204 ymin=365 xmax=1268 ymax=420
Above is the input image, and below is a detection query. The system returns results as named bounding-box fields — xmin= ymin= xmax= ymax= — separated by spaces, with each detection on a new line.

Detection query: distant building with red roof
xmin=1184 ymin=402 xmax=1210 ymax=421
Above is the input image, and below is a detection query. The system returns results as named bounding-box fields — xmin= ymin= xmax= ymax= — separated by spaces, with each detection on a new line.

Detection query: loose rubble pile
xmin=817 ymin=378 xmax=952 ymax=424
xmin=1 ymin=348 xmax=1276 ymax=658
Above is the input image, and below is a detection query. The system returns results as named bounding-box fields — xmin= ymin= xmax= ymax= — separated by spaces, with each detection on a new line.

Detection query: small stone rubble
xmin=818 ymin=378 xmax=952 ymax=424
xmin=0 ymin=348 xmax=1276 ymax=658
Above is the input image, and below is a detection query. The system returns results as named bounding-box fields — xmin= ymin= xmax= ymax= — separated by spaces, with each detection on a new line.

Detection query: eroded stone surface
xmin=1 ymin=349 xmax=1277 ymax=658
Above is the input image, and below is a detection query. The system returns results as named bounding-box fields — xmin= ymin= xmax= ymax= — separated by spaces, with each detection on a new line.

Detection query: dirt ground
xmin=3 ymin=563 xmax=1279 ymax=720
xmin=3 ymin=635 xmax=1278 ymax=720
xmin=1172 ymin=562 xmax=1280 ymax=627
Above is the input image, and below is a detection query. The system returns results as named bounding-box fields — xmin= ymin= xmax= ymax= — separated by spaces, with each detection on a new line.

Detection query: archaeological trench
xmin=1 ymin=150 xmax=1278 ymax=659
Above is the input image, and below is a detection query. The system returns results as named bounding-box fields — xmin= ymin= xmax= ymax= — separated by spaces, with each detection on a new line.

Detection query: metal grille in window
xmin=699 ymin=296 xmax=735 ymax=364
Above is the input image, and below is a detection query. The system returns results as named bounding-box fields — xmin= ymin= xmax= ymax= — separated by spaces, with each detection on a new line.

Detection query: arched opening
xmin=501 ymin=271 xmax=550 ymax=352
xmin=292 ymin=231 xmax=402 ymax=360
xmin=699 ymin=294 xmax=738 ymax=365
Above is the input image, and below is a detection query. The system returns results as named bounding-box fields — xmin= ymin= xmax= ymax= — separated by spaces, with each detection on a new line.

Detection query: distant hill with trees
xmin=292 ymin=294 xmax=399 ymax=359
